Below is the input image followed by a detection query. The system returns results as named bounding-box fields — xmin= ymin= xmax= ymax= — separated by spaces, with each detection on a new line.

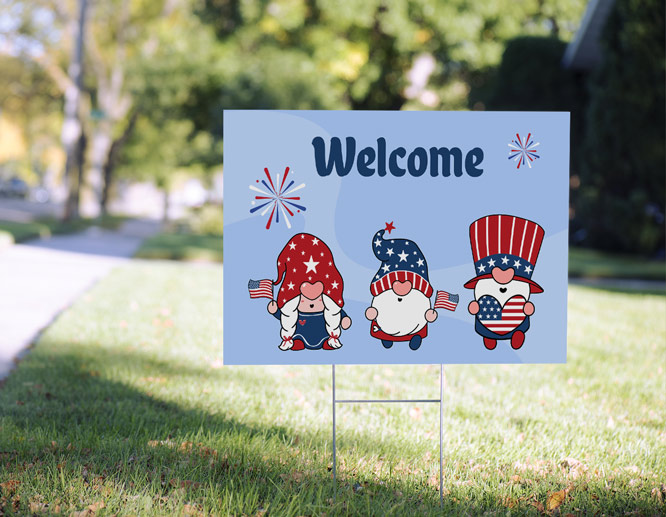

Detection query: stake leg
xmin=330 ymin=363 xmax=443 ymax=507
xmin=332 ymin=364 xmax=336 ymax=502
xmin=439 ymin=364 xmax=444 ymax=507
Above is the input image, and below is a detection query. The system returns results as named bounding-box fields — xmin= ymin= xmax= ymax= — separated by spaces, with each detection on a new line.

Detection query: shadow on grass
xmin=0 ymin=348 xmax=446 ymax=516
xmin=2 ymin=347 xmax=662 ymax=515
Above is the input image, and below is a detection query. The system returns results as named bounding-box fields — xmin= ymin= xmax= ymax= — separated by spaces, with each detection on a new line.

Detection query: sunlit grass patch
xmin=569 ymin=246 xmax=665 ymax=281
xmin=0 ymin=263 xmax=664 ymax=515
xmin=134 ymin=232 xmax=223 ymax=262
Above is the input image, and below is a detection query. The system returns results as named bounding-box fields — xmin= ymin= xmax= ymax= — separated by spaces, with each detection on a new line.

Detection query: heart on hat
xmin=476 ymin=295 xmax=526 ymax=335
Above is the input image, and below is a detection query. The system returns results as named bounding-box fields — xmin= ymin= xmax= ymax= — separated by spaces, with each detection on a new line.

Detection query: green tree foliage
xmin=195 ymin=0 xmax=585 ymax=116
xmin=577 ymin=0 xmax=665 ymax=255
xmin=483 ymin=37 xmax=580 ymax=111
xmin=118 ymin=117 xmax=210 ymax=187
xmin=117 ymin=5 xmax=221 ymax=187
xmin=478 ymin=36 xmax=587 ymax=205
xmin=403 ymin=0 xmax=586 ymax=109
xmin=3 ymin=0 xmax=600 ymax=224
xmin=0 ymin=54 xmax=62 ymax=182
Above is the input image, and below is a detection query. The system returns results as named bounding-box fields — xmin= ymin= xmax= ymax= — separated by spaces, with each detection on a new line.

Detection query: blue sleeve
xmin=272 ymin=308 xmax=282 ymax=320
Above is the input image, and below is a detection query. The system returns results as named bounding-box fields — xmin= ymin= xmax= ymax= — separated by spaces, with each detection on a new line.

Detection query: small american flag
xmin=434 ymin=290 xmax=458 ymax=311
xmin=248 ymin=279 xmax=273 ymax=299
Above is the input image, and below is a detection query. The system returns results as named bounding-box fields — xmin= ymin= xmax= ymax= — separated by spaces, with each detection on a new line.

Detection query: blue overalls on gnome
xmin=365 ymin=225 xmax=439 ymax=351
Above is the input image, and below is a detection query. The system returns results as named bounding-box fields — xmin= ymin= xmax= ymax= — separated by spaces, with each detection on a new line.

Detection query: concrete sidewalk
xmin=0 ymin=220 xmax=160 ymax=379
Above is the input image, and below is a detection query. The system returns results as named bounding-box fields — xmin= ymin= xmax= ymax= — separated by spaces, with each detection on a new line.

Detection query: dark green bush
xmin=578 ymin=0 xmax=665 ymax=256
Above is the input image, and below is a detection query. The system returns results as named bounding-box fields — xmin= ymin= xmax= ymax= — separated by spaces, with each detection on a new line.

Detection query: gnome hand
xmin=267 ymin=300 xmax=278 ymax=314
xmin=425 ymin=309 xmax=438 ymax=323
xmin=468 ymin=301 xmax=480 ymax=315
xmin=523 ymin=301 xmax=535 ymax=316
xmin=365 ymin=307 xmax=378 ymax=321
xmin=341 ymin=316 xmax=352 ymax=330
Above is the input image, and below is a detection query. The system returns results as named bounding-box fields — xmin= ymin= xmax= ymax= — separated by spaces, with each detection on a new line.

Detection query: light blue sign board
xmin=223 ymin=110 xmax=569 ymax=365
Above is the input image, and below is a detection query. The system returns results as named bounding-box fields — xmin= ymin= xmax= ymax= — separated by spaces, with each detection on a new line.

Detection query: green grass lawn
xmin=0 ymin=216 xmax=127 ymax=244
xmin=0 ymin=220 xmax=53 ymax=243
xmin=133 ymin=204 xmax=223 ymax=263
xmin=569 ymin=247 xmax=665 ymax=281
xmin=1 ymin=263 xmax=664 ymax=515
xmin=134 ymin=232 xmax=223 ymax=262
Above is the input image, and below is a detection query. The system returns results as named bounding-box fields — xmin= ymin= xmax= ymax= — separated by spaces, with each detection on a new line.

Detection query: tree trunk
xmin=100 ymin=111 xmax=139 ymax=215
xmin=61 ymin=0 xmax=88 ymax=221
xmin=86 ymin=0 xmax=132 ymax=217
xmin=163 ymin=186 xmax=170 ymax=223
xmin=87 ymin=120 xmax=113 ymax=216
xmin=76 ymin=131 xmax=87 ymax=208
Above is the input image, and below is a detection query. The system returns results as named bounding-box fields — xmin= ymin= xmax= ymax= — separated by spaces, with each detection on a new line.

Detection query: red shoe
xmin=483 ymin=337 xmax=497 ymax=350
xmin=511 ymin=331 xmax=525 ymax=350
xmin=322 ymin=342 xmax=335 ymax=350
xmin=291 ymin=339 xmax=305 ymax=351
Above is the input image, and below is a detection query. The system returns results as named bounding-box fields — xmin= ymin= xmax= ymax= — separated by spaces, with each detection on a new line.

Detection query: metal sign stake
xmin=331 ymin=364 xmax=444 ymax=507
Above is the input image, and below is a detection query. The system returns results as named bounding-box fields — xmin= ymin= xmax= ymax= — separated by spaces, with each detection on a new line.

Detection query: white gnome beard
xmin=279 ymin=296 xmax=300 ymax=339
xmin=372 ymin=289 xmax=430 ymax=336
xmin=280 ymin=294 xmax=342 ymax=339
xmin=322 ymin=294 xmax=342 ymax=337
xmin=474 ymin=278 xmax=530 ymax=307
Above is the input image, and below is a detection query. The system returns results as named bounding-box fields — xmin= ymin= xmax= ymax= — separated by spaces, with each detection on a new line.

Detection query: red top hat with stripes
xmin=464 ymin=214 xmax=545 ymax=293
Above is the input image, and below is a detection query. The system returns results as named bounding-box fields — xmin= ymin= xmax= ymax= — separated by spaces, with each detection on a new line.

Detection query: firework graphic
xmin=508 ymin=133 xmax=541 ymax=169
xmin=249 ymin=167 xmax=306 ymax=230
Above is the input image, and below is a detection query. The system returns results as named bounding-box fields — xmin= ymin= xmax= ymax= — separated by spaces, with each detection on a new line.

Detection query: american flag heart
xmin=476 ymin=295 xmax=526 ymax=335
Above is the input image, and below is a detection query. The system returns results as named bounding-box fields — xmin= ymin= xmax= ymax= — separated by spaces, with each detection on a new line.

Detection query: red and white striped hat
xmin=464 ymin=214 xmax=545 ymax=293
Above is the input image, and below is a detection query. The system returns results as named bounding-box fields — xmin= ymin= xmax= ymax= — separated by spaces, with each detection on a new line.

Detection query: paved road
xmin=0 ymin=198 xmax=62 ymax=222
xmin=0 ymin=220 xmax=160 ymax=380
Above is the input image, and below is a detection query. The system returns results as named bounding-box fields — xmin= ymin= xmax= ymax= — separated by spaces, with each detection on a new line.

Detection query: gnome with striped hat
xmin=464 ymin=214 xmax=545 ymax=350
xmin=365 ymin=222 xmax=458 ymax=351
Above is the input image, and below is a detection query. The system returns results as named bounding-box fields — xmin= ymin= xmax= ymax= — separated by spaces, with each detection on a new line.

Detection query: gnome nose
xmin=491 ymin=267 xmax=514 ymax=284
xmin=392 ymin=280 xmax=412 ymax=296
xmin=300 ymin=281 xmax=324 ymax=300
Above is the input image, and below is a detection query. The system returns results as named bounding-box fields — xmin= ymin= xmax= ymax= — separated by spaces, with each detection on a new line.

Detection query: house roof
xmin=562 ymin=0 xmax=616 ymax=70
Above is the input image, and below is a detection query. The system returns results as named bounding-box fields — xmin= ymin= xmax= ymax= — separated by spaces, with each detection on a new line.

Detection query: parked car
xmin=0 ymin=177 xmax=29 ymax=198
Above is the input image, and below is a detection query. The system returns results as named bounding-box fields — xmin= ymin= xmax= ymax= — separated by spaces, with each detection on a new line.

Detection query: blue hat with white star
xmin=370 ymin=226 xmax=433 ymax=298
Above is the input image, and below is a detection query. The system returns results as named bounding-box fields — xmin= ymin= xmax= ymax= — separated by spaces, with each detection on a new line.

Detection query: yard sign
xmin=223 ymin=110 xmax=569 ymax=365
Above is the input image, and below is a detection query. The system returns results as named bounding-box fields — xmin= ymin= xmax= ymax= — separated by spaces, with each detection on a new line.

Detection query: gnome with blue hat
xmin=365 ymin=222 xmax=456 ymax=350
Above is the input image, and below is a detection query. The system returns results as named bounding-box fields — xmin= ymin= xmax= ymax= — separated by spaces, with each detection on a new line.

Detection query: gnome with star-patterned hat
xmin=464 ymin=214 xmax=545 ymax=350
xmin=257 ymin=233 xmax=351 ymax=351
xmin=365 ymin=222 xmax=457 ymax=351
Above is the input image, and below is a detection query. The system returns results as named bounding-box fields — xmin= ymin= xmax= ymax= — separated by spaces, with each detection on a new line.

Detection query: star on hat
xmin=274 ymin=233 xmax=344 ymax=308
xmin=370 ymin=224 xmax=433 ymax=298
xmin=464 ymin=214 xmax=544 ymax=293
